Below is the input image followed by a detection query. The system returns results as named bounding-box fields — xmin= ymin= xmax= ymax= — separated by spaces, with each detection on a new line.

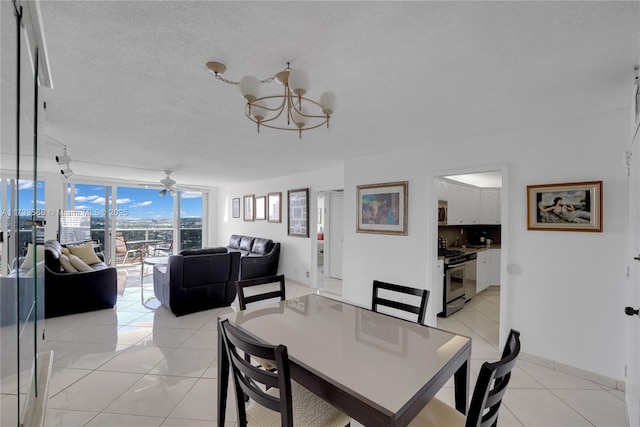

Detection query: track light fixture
xmin=56 ymin=147 xmax=74 ymax=179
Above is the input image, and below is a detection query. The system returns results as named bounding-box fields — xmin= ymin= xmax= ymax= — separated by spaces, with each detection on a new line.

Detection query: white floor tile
xmin=503 ymin=389 xmax=592 ymax=426
xmin=550 ymin=389 xmax=629 ymax=427
xmin=85 ymin=412 xmax=165 ymax=426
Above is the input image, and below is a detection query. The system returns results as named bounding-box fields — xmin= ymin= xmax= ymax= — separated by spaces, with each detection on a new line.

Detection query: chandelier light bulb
xmin=291 ymin=105 xmax=310 ymax=129
xmin=288 ymin=69 xmax=309 ymax=96
xmin=239 ymin=75 xmax=259 ymax=101
xmin=319 ymin=91 xmax=336 ymax=115
xmin=251 ymin=99 xmax=269 ymax=122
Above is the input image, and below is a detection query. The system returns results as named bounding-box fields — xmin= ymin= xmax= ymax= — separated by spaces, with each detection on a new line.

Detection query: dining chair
xmin=115 ymin=232 xmax=141 ymax=265
xmin=151 ymin=240 xmax=173 ymax=256
xmin=236 ymin=274 xmax=286 ymax=311
xmin=372 ymin=280 xmax=430 ymax=325
xmin=220 ymin=318 xmax=351 ymax=427
xmin=408 ymin=329 xmax=521 ymax=427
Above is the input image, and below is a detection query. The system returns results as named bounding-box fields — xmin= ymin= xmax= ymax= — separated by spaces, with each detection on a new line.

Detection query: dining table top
xmin=219 ymin=293 xmax=471 ymax=425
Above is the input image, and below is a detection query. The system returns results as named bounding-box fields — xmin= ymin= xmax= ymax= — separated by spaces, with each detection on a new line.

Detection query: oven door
xmin=445 ymin=262 xmax=466 ymax=303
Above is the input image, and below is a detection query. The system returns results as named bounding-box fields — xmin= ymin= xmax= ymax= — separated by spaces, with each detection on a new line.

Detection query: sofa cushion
xmin=69 ymin=254 xmax=93 ymax=272
xmin=25 ymin=261 xmax=46 ymax=277
xmin=179 ymin=247 xmax=227 ymax=256
xmin=251 ymin=238 xmax=274 ymax=255
xmin=59 ymin=254 xmax=78 ymax=273
xmin=239 ymin=236 xmax=255 ymax=252
xmin=20 ymin=244 xmax=45 ymax=270
xmin=228 ymin=234 xmax=242 ymax=249
xmin=67 ymin=241 xmax=102 ymax=265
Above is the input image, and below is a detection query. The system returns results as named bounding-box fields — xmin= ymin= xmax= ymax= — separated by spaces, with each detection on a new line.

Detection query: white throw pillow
xmin=67 ymin=241 xmax=101 ymax=265
xmin=59 ymin=254 xmax=78 ymax=273
xmin=68 ymin=254 xmax=93 ymax=272
xmin=26 ymin=260 xmax=46 ymax=277
xmin=20 ymin=244 xmax=45 ymax=270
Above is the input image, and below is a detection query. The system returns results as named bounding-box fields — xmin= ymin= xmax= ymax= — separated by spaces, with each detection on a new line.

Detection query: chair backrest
xmin=220 ymin=318 xmax=294 ymax=426
xmin=236 ymin=275 xmax=286 ymax=310
xmin=466 ymin=329 xmax=521 ymax=427
xmin=372 ymin=280 xmax=429 ymax=325
xmin=115 ymin=232 xmax=127 ymax=253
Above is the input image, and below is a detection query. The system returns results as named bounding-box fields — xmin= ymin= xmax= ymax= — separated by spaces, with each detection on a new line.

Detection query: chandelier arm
xmin=214 ymin=74 xmax=276 ymax=86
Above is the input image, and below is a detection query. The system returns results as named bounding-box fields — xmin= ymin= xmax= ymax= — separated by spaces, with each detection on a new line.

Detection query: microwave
xmin=438 ymin=200 xmax=448 ymax=225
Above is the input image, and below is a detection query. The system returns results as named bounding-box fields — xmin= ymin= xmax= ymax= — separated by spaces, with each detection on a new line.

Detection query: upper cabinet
xmin=480 ymin=188 xmax=500 ymax=224
xmin=438 ymin=179 xmax=500 ymax=225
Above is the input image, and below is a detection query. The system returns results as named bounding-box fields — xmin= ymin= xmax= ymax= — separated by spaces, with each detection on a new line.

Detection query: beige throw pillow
xmin=59 ymin=254 xmax=78 ymax=273
xmin=67 ymin=241 xmax=101 ymax=265
xmin=20 ymin=244 xmax=45 ymax=270
xmin=68 ymin=254 xmax=92 ymax=272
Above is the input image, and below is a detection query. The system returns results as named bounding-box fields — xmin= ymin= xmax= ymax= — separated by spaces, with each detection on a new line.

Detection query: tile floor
xmin=3 ymin=267 xmax=629 ymax=426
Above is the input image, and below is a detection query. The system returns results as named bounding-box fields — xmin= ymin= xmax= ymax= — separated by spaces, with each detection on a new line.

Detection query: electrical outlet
xmin=306 ymin=271 xmax=310 ymax=278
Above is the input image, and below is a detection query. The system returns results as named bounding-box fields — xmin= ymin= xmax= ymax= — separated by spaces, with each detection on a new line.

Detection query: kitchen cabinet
xmin=476 ymin=250 xmax=491 ymax=293
xmin=480 ymin=188 xmax=500 ymax=224
xmin=438 ymin=179 xmax=480 ymax=225
xmin=490 ymin=248 xmax=501 ymax=286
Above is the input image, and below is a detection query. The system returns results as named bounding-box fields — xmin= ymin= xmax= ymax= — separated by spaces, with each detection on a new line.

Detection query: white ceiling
xmin=2 ymin=1 xmax=638 ymax=189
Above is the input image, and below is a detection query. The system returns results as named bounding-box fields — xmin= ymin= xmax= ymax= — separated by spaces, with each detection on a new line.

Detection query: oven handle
xmin=445 ymin=260 xmax=469 ymax=268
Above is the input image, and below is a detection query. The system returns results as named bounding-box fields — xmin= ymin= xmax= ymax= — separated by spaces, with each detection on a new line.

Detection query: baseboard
xmin=520 ymin=352 xmax=623 ymax=391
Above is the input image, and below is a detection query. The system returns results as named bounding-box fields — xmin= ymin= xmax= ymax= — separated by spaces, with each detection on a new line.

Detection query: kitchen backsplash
xmin=438 ymin=224 xmax=501 ymax=248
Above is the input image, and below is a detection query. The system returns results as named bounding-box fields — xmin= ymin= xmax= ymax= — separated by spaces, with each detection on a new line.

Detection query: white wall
xmin=217 ymin=165 xmax=344 ymax=285
xmin=342 ymin=110 xmax=630 ymax=380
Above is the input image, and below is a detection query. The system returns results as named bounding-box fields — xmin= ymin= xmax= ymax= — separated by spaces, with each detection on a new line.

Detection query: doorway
xmin=435 ymin=170 xmax=504 ymax=350
xmin=317 ymin=190 xmax=343 ymax=295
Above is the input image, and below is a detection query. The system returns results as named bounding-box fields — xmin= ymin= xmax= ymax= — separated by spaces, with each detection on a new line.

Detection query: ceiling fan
xmin=141 ymin=170 xmax=199 ymax=196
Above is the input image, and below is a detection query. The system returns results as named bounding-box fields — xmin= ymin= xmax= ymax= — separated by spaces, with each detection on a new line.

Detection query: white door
xmin=626 ymin=133 xmax=640 ymax=426
xmin=328 ymin=192 xmax=343 ymax=279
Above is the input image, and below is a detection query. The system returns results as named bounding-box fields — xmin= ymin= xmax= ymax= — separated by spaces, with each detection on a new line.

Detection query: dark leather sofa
xmin=44 ymin=240 xmax=118 ymax=318
xmin=226 ymin=235 xmax=281 ymax=280
xmin=153 ymin=247 xmax=241 ymax=316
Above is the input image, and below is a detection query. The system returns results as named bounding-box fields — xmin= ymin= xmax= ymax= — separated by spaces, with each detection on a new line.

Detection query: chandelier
xmin=206 ymin=61 xmax=336 ymax=139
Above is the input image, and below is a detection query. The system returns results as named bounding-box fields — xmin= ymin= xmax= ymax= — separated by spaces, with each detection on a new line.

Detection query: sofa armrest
xmin=240 ymin=243 xmax=280 ymax=280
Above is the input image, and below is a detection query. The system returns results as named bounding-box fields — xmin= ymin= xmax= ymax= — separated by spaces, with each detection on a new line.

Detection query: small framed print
xmin=243 ymin=194 xmax=255 ymax=221
xmin=232 ymin=198 xmax=240 ymax=219
xmin=255 ymin=196 xmax=266 ymax=220
xmin=268 ymin=192 xmax=282 ymax=223
xmin=287 ymin=188 xmax=309 ymax=237
xmin=527 ymin=181 xmax=602 ymax=232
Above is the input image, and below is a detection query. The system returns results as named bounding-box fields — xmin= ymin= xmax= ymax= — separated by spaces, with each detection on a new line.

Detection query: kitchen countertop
xmin=450 ymin=244 xmax=501 ymax=254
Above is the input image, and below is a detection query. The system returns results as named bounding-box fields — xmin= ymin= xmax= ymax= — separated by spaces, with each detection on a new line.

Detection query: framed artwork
xmin=232 ymin=198 xmax=240 ymax=219
xmin=268 ymin=192 xmax=282 ymax=223
xmin=356 ymin=181 xmax=408 ymax=235
xmin=287 ymin=188 xmax=309 ymax=237
xmin=243 ymin=194 xmax=255 ymax=221
xmin=527 ymin=181 xmax=602 ymax=232
xmin=255 ymin=196 xmax=266 ymax=220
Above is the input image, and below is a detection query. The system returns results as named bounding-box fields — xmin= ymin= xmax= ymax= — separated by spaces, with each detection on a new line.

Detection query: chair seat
xmin=246 ymin=380 xmax=351 ymax=427
xmin=408 ymin=397 xmax=466 ymax=427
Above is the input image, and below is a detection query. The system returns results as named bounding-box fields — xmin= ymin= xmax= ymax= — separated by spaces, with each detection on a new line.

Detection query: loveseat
xmin=43 ymin=240 xmax=117 ymax=318
xmin=153 ymin=247 xmax=241 ymax=316
xmin=226 ymin=235 xmax=281 ymax=280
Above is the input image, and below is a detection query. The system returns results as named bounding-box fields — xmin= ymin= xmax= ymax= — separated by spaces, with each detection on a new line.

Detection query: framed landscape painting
xmin=243 ymin=194 xmax=255 ymax=221
xmin=232 ymin=198 xmax=240 ymax=219
xmin=527 ymin=181 xmax=602 ymax=232
xmin=356 ymin=181 xmax=408 ymax=235
xmin=288 ymin=188 xmax=309 ymax=237
xmin=268 ymin=192 xmax=282 ymax=223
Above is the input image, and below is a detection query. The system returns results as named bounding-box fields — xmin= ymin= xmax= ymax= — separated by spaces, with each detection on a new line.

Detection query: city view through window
xmin=71 ymin=184 xmax=204 ymax=253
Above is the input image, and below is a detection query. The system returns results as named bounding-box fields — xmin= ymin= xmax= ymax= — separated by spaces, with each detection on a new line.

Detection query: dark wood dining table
xmin=217 ymin=293 xmax=471 ymax=427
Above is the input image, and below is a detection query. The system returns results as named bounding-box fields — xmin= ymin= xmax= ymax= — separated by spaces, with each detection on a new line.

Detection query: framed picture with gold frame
xmin=356 ymin=181 xmax=408 ymax=235
xmin=527 ymin=181 xmax=602 ymax=232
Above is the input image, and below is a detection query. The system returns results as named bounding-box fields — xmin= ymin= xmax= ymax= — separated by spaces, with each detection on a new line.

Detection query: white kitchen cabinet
xmin=490 ymin=248 xmax=501 ymax=286
xmin=480 ymin=188 xmax=500 ymax=224
xmin=476 ymin=250 xmax=491 ymax=293
xmin=439 ymin=179 xmax=480 ymax=225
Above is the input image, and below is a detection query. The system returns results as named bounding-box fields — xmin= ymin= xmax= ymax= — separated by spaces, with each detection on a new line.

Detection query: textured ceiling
xmin=2 ymin=1 xmax=639 ymax=188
